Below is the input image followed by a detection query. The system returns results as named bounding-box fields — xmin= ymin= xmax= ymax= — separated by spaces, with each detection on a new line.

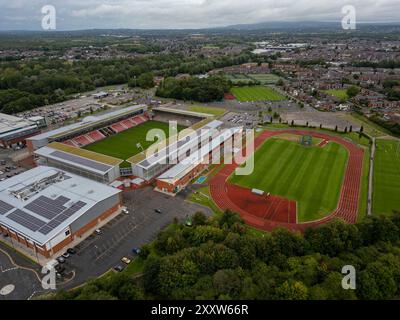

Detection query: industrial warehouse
xmin=0 ymin=166 xmax=122 ymax=260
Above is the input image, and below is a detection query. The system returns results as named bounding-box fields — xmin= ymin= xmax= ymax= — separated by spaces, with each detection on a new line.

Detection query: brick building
xmin=0 ymin=166 xmax=122 ymax=261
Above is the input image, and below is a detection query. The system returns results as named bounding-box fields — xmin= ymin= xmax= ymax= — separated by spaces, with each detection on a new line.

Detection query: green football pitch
xmin=84 ymin=121 xmax=185 ymax=165
xmin=373 ymin=139 xmax=400 ymax=215
xmin=229 ymin=137 xmax=349 ymax=222
xmin=231 ymin=86 xmax=286 ymax=102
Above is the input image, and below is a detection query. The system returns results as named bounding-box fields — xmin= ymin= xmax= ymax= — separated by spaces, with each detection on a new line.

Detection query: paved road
xmin=0 ymin=245 xmax=45 ymax=300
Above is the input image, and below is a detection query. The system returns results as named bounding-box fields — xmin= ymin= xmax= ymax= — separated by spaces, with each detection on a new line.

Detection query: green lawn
xmin=229 ymin=137 xmax=349 ymax=222
xmin=231 ymin=86 xmax=287 ymax=102
xmin=373 ymin=139 xmax=400 ymax=216
xmin=188 ymin=106 xmax=226 ymax=116
xmin=324 ymin=89 xmax=349 ymax=101
xmin=247 ymin=74 xmax=281 ymax=84
xmin=84 ymin=121 xmax=185 ymax=165
xmin=226 ymin=74 xmax=282 ymax=85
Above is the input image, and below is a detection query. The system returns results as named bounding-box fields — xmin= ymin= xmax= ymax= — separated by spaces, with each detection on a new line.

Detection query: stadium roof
xmin=0 ymin=113 xmax=35 ymax=136
xmin=153 ymin=106 xmax=214 ymax=118
xmin=35 ymin=142 xmax=123 ymax=174
xmin=0 ymin=166 xmax=121 ymax=246
xmin=157 ymin=128 xmax=242 ymax=184
xmin=28 ymin=104 xmax=147 ymax=141
xmin=128 ymin=119 xmax=223 ymax=169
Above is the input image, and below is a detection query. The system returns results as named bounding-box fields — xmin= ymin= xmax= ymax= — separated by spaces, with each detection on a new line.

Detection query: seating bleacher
xmin=87 ymin=130 xmax=105 ymax=142
xmin=73 ymin=135 xmax=92 ymax=146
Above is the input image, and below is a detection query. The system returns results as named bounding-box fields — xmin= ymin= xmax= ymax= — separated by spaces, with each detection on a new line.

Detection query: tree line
xmin=156 ymin=76 xmax=230 ymax=102
xmin=0 ymin=53 xmax=250 ymax=114
xmin=53 ymin=211 xmax=400 ymax=300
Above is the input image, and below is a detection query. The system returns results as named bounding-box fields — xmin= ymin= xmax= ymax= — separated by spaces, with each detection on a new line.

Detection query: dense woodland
xmin=0 ymin=53 xmax=250 ymax=114
xmin=156 ymin=76 xmax=230 ymax=102
xmin=53 ymin=211 xmax=400 ymax=300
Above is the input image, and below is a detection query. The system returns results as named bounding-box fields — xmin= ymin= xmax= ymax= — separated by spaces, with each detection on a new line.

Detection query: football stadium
xmin=5 ymin=104 xmax=241 ymax=260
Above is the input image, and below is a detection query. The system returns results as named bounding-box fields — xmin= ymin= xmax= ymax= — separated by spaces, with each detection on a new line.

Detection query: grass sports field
xmin=226 ymin=74 xmax=281 ymax=85
xmin=231 ymin=86 xmax=286 ymax=102
xmin=229 ymin=137 xmax=348 ymax=222
xmin=84 ymin=121 xmax=185 ymax=166
xmin=373 ymin=139 xmax=400 ymax=215
xmin=324 ymin=89 xmax=349 ymax=101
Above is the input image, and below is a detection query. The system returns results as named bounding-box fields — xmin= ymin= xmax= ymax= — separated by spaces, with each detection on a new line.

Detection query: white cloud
xmin=0 ymin=0 xmax=399 ymax=30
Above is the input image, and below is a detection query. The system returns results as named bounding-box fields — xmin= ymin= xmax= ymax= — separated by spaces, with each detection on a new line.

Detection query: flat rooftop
xmin=28 ymin=104 xmax=147 ymax=141
xmin=128 ymin=119 xmax=223 ymax=169
xmin=0 ymin=166 xmax=121 ymax=246
xmin=0 ymin=113 xmax=35 ymax=135
xmin=157 ymin=127 xmax=241 ymax=184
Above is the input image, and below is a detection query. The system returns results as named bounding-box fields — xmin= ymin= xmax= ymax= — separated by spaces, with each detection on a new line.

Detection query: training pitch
xmin=231 ymin=86 xmax=287 ymax=102
xmin=373 ymin=139 xmax=400 ymax=215
xmin=229 ymin=137 xmax=348 ymax=222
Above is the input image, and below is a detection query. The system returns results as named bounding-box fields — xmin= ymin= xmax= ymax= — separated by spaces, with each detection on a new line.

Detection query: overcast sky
xmin=0 ymin=0 xmax=399 ymax=31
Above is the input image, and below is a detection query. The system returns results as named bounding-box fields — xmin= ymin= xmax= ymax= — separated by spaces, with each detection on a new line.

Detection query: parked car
xmin=67 ymin=248 xmax=76 ymax=255
xmin=114 ymin=265 xmax=124 ymax=272
xmin=122 ymin=208 xmax=129 ymax=214
xmin=56 ymin=256 xmax=66 ymax=264
xmin=62 ymin=252 xmax=70 ymax=259
xmin=121 ymin=257 xmax=131 ymax=264
xmin=95 ymin=229 xmax=102 ymax=235
xmin=132 ymin=247 xmax=141 ymax=255
xmin=154 ymin=209 xmax=162 ymax=214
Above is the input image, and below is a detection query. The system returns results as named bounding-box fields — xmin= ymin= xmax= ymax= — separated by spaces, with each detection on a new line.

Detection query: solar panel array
xmin=3 ymin=195 xmax=87 ymax=236
xmin=7 ymin=209 xmax=46 ymax=232
xmin=50 ymin=150 xmax=112 ymax=172
xmin=0 ymin=200 xmax=13 ymax=215
xmin=24 ymin=195 xmax=71 ymax=220
xmin=38 ymin=200 xmax=86 ymax=235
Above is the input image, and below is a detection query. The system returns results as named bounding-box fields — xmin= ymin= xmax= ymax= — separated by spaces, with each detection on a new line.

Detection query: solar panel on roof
xmin=54 ymin=196 xmax=70 ymax=205
xmin=50 ymin=150 xmax=112 ymax=172
xmin=24 ymin=195 xmax=70 ymax=220
xmin=0 ymin=200 xmax=13 ymax=215
xmin=38 ymin=225 xmax=53 ymax=235
xmin=7 ymin=209 xmax=46 ymax=232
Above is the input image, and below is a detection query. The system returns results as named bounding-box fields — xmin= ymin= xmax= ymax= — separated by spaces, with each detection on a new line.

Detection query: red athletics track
xmin=209 ymin=130 xmax=365 ymax=232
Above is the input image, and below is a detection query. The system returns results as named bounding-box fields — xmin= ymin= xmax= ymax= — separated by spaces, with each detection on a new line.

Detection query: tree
xmin=347 ymin=86 xmax=361 ymax=99
xmin=192 ymin=211 xmax=207 ymax=226
xmin=143 ymin=256 xmax=161 ymax=294
xmin=275 ymin=281 xmax=308 ymax=300
xmin=357 ymin=262 xmax=397 ymax=300
xmin=213 ymin=269 xmax=242 ymax=297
